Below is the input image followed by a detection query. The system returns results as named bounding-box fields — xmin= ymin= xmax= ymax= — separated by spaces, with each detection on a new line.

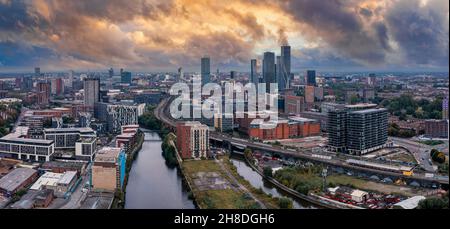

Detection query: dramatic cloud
xmin=385 ymin=0 xmax=449 ymax=66
xmin=0 ymin=0 xmax=448 ymax=72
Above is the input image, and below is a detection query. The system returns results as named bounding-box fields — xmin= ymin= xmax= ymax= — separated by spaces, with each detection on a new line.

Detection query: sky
xmin=0 ymin=0 xmax=449 ymax=73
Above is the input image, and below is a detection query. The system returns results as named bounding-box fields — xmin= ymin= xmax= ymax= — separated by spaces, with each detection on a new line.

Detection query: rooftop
xmin=350 ymin=108 xmax=388 ymax=114
xmin=43 ymin=127 xmax=95 ymax=134
xmin=288 ymin=116 xmax=317 ymax=123
xmin=394 ymin=196 xmax=426 ymax=209
xmin=0 ymin=168 xmax=37 ymax=192
xmin=30 ymin=172 xmax=63 ymax=190
xmin=95 ymin=147 xmax=123 ymax=163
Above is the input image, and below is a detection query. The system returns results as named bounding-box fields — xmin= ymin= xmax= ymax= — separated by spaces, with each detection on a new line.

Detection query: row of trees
xmin=388 ymin=123 xmax=416 ymax=138
xmin=161 ymin=134 xmax=178 ymax=167
xmin=138 ymin=105 xmax=163 ymax=131
xmin=272 ymin=167 xmax=323 ymax=195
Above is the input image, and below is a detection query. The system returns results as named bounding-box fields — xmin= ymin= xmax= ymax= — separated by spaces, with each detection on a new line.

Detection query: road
xmin=59 ymin=173 xmax=89 ymax=209
xmin=155 ymin=97 xmax=449 ymax=185
xmin=391 ymin=137 xmax=436 ymax=172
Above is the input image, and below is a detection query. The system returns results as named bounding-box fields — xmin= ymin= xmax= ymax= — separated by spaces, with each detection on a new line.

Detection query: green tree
xmin=263 ymin=166 xmax=273 ymax=178
xmin=278 ymin=197 xmax=293 ymax=209
xmin=418 ymin=196 xmax=449 ymax=209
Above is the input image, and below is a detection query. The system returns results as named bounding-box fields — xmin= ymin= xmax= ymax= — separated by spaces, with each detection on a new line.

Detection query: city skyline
xmin=0 ymin=0 xmax=449 ymax=73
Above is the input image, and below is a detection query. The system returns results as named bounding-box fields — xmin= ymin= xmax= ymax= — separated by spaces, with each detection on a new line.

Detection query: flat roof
xmin=0 ymin=168 xmax=37 ymax=192
xmin=288 ymin=116 xmax=317 ymax=123
xmin=345 ymin=103 xmax=377 ymax=109
xmin=44 ymin=127 xmax=95 ymax=133
xmin=30 ymin=172 xmax=63 ymax=190
xmin=346 ymin=159 xmax=413 ymax=171
xmin=58 ymin=171 xmax=77 ymax=185
xmin=0 ymin=137 xmax=54 ymax=146
xmin=351 ymin=108 xmax=387 ymax=114
xmin=95 ymin=147 xmax=123 ymax=163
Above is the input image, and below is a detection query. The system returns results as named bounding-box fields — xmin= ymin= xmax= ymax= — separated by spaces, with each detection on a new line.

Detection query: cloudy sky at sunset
xmin=0 ymin=0 xmax=448 ymax=72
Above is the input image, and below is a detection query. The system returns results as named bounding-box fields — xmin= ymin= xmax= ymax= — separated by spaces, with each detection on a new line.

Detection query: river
xmin=124 ymin=131 xmax=195 ymax=209
xmin=230 ymin=157 xmax=318 ymax=209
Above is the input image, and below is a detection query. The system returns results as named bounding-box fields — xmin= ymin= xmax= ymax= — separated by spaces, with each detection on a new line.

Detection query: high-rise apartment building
xmin=83 ymin=77 xmax=100 ymax=108
xmin=176 ymin=121 xmax=210 ymax=160
xmin=327 ymin=107 xmax=388 ymax=155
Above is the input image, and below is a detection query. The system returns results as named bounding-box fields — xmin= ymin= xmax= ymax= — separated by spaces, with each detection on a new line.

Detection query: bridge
xmin=155 ymin=97 xmax=449 ymax=189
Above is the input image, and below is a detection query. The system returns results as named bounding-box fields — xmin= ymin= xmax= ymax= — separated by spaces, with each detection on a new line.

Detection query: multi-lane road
xmin=155 ymin=97 xmax=449 ymax=186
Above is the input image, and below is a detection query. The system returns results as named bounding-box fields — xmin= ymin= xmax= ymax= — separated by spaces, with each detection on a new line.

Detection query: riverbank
xmin=111 ymin=130 xmax=144 ymax=209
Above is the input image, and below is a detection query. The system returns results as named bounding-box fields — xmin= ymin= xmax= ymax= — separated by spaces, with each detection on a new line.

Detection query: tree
xmin=278 ymin=197 xmax=293 ymax=209
xmin=263 ymin=166 xmax=273 ymax=178
xmin=418 ymin=196 xmax=449 ymax=209
xmin=432 ymin=151 xmax=446 ymax=164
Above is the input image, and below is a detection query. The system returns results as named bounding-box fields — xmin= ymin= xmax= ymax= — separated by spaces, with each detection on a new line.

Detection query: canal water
xmin=230 ymin=157 xmax=318 ymax=209
xmin=125 ymin=131 xmax=195 ymax=209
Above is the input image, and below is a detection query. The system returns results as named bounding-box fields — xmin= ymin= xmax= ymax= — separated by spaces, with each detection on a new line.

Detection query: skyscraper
xmin=262 ymin=52 xmax=276 ymax=93
xmin=250 ymin=59 xmax=258 ymax=86
xmin=281 ymin=46 xmax=291 ymax=89
xmin=109 ymin=68 xmax=114 ymax=78
xmin=306 ymin=70 xmax=316 ymax=86
xmin=84 ymin=77 xmax=100 ymax=108
xmin=276 ymin=56 xmax=285 ymax=91
xmin=201 ymin=57 xmax=211 ymax=86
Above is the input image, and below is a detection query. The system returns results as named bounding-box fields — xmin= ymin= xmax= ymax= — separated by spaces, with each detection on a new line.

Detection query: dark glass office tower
xmin=262 ymin=52 xmax=276 ymax=93
xmin=201 ymin=57 xmax=211 ymax=86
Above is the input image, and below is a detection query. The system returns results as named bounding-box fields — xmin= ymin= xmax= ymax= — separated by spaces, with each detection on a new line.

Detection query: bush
xmin=418 ymin=196 xmax=449 ymax=209
xmin=263 ymin=166 xmax=273 ymax=178
xmin=432 ymin=152 xmax=446 ymax=164
xmin=278 ymin=197 xmax=293 ymax=209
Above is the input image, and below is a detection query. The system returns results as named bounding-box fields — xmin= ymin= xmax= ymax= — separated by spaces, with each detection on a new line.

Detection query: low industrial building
xmin=41 ymin=160 xmax=87 ymax=175
xmin=9 ymin=189 xmax=54 ymax=209
xmin=0 ymin=167 xmax=38 ymax=196
xmin=30 ymin=171 xmax=77 ymax=197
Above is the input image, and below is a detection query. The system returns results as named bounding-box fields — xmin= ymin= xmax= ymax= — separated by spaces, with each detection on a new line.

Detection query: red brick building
xmin=176 ymin=122 xmax=209 ymax=160
xmin=248 ymin=116 xmax=321 ymax=141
